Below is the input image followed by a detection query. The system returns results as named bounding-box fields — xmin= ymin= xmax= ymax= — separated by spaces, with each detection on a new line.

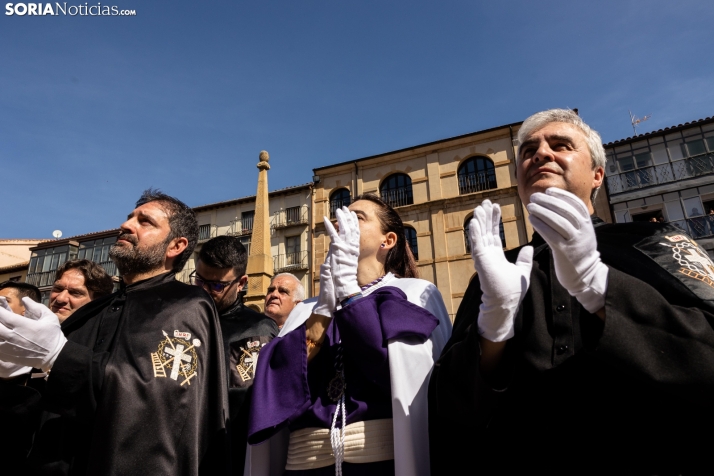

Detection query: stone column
xmin=244 ymin=150 xmax=274 ymax=311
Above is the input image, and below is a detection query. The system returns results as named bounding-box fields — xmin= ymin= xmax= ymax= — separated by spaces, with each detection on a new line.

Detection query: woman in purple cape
xmin=246 ymin=194 xmax=452 ymax=476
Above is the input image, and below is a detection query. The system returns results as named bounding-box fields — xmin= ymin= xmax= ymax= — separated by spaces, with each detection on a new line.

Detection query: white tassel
xmin=330 ymin=394 xmax=346 ymax=475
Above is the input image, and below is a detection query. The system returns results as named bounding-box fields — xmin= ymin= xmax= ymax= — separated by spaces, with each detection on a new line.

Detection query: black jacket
xmin=0 ymin=272 xmax=229 ymax=475
xmin=218 ymin=298 xmax=278 ymax=475
xmin=429 ymin=220 xmax=714 ymax=475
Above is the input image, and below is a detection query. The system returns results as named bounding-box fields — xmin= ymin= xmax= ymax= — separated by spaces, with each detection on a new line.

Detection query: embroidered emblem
xmin=659 ymin=235 xmax=714 ymax=288
xmin=229 ymin=336 xmax=272 ymax=388
xmin=151 ymin=330 xmax=200 ymax=386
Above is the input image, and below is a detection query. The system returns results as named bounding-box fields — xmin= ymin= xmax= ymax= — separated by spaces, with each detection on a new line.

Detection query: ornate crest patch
xmin=151 ymin=330 xmax=201 ymax=386
xmin=635 ymin=233 xmax=714 ymax=300
xmin=229 ymin=336 xmax=271 ymax=388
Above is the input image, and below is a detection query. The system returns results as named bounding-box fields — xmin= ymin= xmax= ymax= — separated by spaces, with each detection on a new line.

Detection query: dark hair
xmin=198 ymin=236 xmax=248 ymax=277
xmin=0 ymin=281 xmax=41 ymax=302
xmin=136 ymin=188 xmax=198 ymax=273
xmin=56 ymin=259 xmax=114 ymax=298
xmin=352 ymin=193 xmax=419 ymax=279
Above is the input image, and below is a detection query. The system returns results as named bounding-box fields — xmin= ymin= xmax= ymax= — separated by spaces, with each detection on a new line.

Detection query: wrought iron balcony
xmin=329 ymin=197 xmax=351 ymax=218
xmin=273 ymin=250 xmax=309 ymax=273
xmin=198 ymin=225 xmax=218 ymax=242
xmin=668 ymin=216 xmax=714 ymax=240
xmin=225 ymin=217 xmax=254 ymax=236
xmin=458 ymin=171 xmax=497 ymax=195
xmin=380 ymin=187 xmax=413 ymax=208
xmin=606 ymin=154 xmax=714 ymax=196
xmin=273 ymin=206 xmax=308 ymax=229
xmin=26 ymin=270 xmax=56 ymax=288
xmin=97 ymin=260 xmax=118 ymax=277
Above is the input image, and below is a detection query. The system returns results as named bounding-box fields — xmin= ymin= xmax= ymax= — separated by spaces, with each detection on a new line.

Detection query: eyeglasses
xmin=189 ymin=271 xmax=240 ymax=293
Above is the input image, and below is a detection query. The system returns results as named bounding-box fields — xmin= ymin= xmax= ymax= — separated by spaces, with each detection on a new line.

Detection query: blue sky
xmin=2 ymin=0 xmax=714 ymax=238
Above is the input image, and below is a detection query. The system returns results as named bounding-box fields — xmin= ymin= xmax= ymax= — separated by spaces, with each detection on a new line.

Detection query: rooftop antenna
xmin=52 ymin=230 xmax=62 ymax=239
xmin=629 ymin=110 xmax=652 ymax=136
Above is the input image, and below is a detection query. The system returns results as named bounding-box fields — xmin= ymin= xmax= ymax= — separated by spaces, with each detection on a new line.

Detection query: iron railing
xmin=273 ymin=250 xmax=309 ymax=272
xmin=380 ymin=187 xmax=413 ymax=208
xmin=606 ymin=154 xmax=714 ymax=195
xmin=669 ymin=217 xmax=714 ymax=239
xmin=273 ymin=206 xmax=308 ymax=229
xmin=458 ymin=171 xmax=498 ymax=195
xmin=26 ymin=270 xmax=56 ymax=288
xmin=225 ymin=217 xmax=254 ymax=236
xmin=329 ymin=197 xmax=351 ymax=218
xmin=198 ymin=225 xmax=218 ymax=242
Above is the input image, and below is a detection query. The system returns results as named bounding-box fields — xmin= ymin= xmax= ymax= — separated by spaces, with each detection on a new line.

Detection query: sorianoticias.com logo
xmin=5 ymin=3 xmax=136 ymax=15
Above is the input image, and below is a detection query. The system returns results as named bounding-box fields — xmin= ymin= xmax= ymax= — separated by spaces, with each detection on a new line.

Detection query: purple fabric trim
xmin=337 ymin=286 xmax=439 ymax=343
xmin=247 ymin=324 xmax=311 ymax=444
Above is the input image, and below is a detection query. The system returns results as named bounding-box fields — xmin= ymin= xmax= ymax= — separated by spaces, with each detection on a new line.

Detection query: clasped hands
xmin=469 ymin=188 xmax=608 ymax=343
xmin=0 ymin=296 xmax=67 ymax=378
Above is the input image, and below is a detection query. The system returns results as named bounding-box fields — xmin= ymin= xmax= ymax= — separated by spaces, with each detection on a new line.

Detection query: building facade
xmin=182 ymin=183 xmax=313 ymax=308
xmin=25 ymin=229 xmax=121 ymax=304
xmin=604 ymin=116 xmax=714 ymax=255
xmin=311 ymin=122 xmax=527 ymax=318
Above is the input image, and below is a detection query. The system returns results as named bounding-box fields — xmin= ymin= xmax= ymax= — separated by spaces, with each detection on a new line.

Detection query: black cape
xmin=0 ymin=272 xmax=229 ymax=475
xmin=429 ymin=220 xmax=714 ymax=474
xmin=218 ymin=298 xmax=278 ymax=475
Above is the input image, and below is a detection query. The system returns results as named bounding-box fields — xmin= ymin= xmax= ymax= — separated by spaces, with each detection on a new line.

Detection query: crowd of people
xmin=1 ymin=108 xmax=713 ymax=475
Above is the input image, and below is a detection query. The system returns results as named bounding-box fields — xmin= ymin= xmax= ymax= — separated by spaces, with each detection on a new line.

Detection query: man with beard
xmin=0 ymin=189 xmax=229 ymax=475
xmin=192 ymin=236 xmax=277 ymax=475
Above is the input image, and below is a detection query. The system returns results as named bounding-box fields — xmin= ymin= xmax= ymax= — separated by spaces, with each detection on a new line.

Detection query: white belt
xmin=286 ymin=418 xmax=394 ymax=470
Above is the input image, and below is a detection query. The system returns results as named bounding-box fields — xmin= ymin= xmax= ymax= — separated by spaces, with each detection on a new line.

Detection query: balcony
xmin=380 ymin=187 xmax=413 ymax=208
xmin=26 ymin=270 xmax=56 ymax=288
xmin=273 ymin=250 xmax=309 ymax=273
xmin=329 ymin=197 xmax=351 ymax=218
xmin=198 ymin=225 xmax=218 ymax=243
xmin=97 ymin=260 xmax=118 ymax=277
xmin=273 ymin=206 xmax=308 ymax=230
xmin=225 ymin=217 xmax=254 ymax=236
xmin=669 ymin=217 xmax=714 ymax=240
xmin=458 ymin=171 xmax=497 ymax=195
xmin=606 ymin=154 xmax=714 ymax=196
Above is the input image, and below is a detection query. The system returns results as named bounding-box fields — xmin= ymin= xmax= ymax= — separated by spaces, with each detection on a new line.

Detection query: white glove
xmin=527 ymin=187 xmax=609 ymax=314
xmin=312 ymin=247 xmax=337 ymax=317
xmin=469 ymin=200 xmax=533 ymax=342
xmin=0 ymin=297 xmax=32 ymax=378
xmin=324 ymin=207 xmax=361 ymax=301
xmin=0 ymin=297 xmax=67 ymax=372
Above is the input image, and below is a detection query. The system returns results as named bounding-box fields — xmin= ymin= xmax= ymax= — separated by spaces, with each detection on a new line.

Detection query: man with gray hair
xmin=429 ymin=109 xmax=714 ymax=474
xmin=263 ymin=273 xmax=304 ymax=329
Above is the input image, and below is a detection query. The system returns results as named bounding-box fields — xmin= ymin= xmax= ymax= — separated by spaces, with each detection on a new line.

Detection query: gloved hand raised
xmin=0 ymin=297 xmax=32 ymax=378
xmin=312 ymin=246 xmax=337 ymax=317
xmin=324 ymin=207 xmax=361 ymax=302
xmin=527 ymin=187 xmax=608 ymax=314
xmin=469 ymin=200 xmax=533 ymax=342
xmin=0 ymin=297 xmax=67 ymax=373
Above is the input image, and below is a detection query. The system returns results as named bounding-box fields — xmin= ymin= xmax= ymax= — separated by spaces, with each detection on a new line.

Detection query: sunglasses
xmin=189 ymin=271 xmax=240 ymax=293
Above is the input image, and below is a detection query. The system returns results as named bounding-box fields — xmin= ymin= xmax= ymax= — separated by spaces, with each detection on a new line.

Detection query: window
xmin=198 ymin=224 xmax=212 ymax=241
xmin=330 ymin=189 xmax=351 ymax=218
xmin=286 ymin=236 xmax=301 ymax=265
xmin=77 ymin=237 xmax=118 ymax=276
xmin=285 ymin=206 xmax=301 ymax=224
xmin=380 ymin=174 xmax=413 ymax=208
xmin=405 ymin=227 xmax=418 ymax=261
xmin=464 ymin=217 xmax=505 ymax=253
xmin=239 ymin=236 xmax=251 ymax=255
xmin=241 ymin=211 xmax=255 ymax=233
xmin=27 ymin=245 xmax=78 ymax=287
xmin=458 ymin=157 xmax=497 ymax=194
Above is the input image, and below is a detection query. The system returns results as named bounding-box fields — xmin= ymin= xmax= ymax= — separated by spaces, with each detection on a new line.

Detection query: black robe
xmin=218 ymin=298 xmax=278 ymax=475
xmin=0 ymin=272 xmax=229 ymax=475
xmin=429 ymin=220 xmax=714 ymax=475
